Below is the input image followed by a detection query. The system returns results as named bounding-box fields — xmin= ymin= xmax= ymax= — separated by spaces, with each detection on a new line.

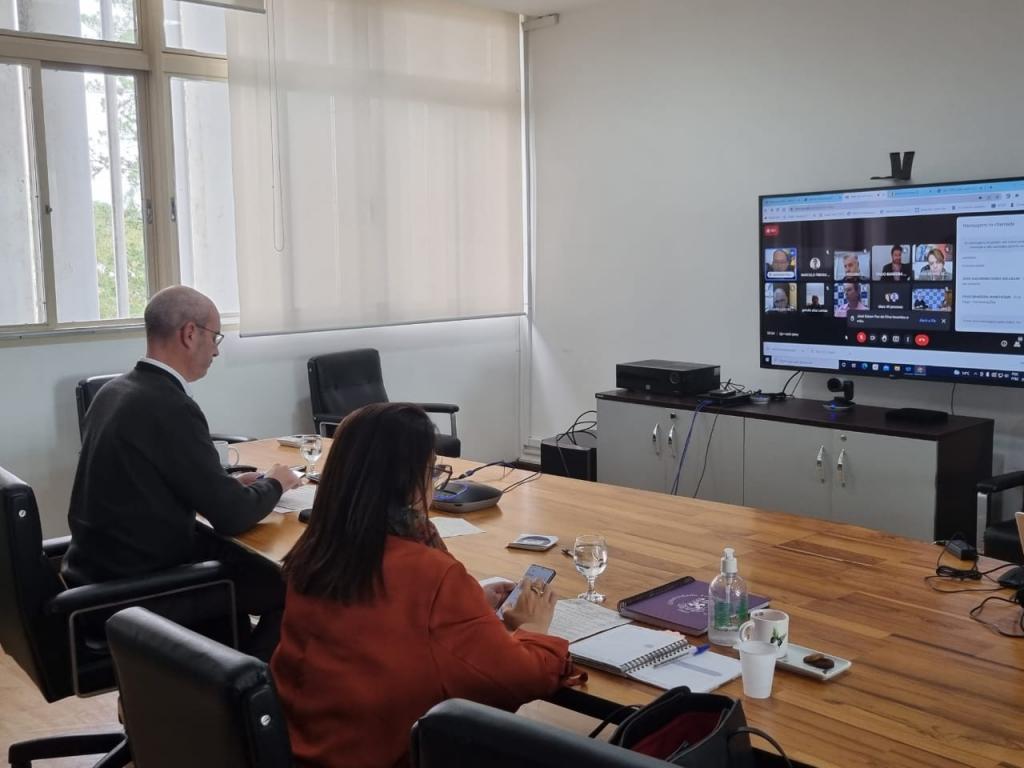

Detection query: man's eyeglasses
xmin=195 ymin=324 xmax=225 ymax=347
xmin=431 ymin=463 xmax=453 ymax=491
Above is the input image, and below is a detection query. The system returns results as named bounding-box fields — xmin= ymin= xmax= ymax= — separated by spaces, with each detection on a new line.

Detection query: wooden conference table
xmin=233 ymin=439 xmax=1024 ymax=768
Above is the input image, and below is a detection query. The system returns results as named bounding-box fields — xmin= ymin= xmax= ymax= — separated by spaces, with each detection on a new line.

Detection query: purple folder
xmin=617 ymin=576 xmax=770 ymax=636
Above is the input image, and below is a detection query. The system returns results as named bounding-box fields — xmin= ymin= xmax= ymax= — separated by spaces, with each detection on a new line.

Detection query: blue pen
xmin=654 ymin=643 xmax=710 ymax=667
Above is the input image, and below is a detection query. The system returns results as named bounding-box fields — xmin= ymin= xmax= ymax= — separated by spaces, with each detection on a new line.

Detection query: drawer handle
xmin=667 ymin=424 xmax=676 ymax=455
xmin=652 ymin=422 xmax=661 ymax=456
xmin=816 ymin=445 xmax=825 ymax=483
xmin=837 ymin=448 xmax=846 ymax=487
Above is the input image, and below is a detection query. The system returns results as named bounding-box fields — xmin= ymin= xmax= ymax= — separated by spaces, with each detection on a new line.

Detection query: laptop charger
xmin=945 ymin=539 xmax=978 ymax=562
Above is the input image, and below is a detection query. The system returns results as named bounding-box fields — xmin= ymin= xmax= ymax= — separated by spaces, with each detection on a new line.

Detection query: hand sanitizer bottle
xmin=707 ymin=547 xmax=748 ymax=646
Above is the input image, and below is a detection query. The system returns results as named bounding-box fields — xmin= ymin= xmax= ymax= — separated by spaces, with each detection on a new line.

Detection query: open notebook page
xmin=569 ymin=624 xmax=686 ymax=673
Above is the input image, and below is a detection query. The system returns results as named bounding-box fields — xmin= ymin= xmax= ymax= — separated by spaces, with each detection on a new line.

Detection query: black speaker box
xmin=540 ymin=431 xmax=597 ymax=481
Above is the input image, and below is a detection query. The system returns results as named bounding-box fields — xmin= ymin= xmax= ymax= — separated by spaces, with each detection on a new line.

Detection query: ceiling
xmin=458 ymin=0 xmax=607 ymax=16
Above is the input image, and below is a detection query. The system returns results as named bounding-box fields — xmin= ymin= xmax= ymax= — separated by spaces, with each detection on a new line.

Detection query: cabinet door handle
xmin=652 ymin=422 xmax=661 ymax=456
xmin=837 ymin=448 xmax=846 ymax=487
xmin=667 ymin=424 xmax=676 ymax=455
xmin=816 ymin=445 xmax=825 ymax=483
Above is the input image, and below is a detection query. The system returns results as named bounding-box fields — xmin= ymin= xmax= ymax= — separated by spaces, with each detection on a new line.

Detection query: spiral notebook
xmin=568 ymin=624 xmax=741 ymax=693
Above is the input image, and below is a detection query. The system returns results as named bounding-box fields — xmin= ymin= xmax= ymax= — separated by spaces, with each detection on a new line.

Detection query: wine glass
xmin=573 ymin=534 xmax=608 ymax=603
xmin=299 ymin=435 xmax=323 ymax=477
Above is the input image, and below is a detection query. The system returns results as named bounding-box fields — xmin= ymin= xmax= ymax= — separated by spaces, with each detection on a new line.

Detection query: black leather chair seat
xmin=984 ymin=519 xmax=1024 ymax=563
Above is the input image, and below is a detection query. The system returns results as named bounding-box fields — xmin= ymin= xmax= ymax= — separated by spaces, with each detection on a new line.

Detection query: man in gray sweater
xmin=63 ymin=285 xmax=301 ymax=657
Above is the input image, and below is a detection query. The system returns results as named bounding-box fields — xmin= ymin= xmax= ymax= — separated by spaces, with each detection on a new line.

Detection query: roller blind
xmin=226 ymin=0 xmax=525 ymax=336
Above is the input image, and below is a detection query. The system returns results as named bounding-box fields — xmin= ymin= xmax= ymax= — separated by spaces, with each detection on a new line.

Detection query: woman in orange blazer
xmin=271 ymin=403 xmax=575 ymax=768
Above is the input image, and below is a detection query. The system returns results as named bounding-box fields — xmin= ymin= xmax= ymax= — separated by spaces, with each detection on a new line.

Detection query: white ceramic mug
xmin=737 ymin=640 xmax=777 ymax=699
xmin=213 ymin=440 xmax=239 ymax=467
xmin=738 ymin=608 xmax=789 ymax=659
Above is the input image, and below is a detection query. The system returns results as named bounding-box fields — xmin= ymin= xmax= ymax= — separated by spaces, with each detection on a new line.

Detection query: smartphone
xmin=496 ymin=564 xmax=556 ymax=618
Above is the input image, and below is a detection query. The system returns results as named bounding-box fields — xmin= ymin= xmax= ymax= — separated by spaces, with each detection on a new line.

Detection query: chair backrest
xmin=0 ymin=467 xmax=73 ymax=702
xmin=75 ymin=374 xmax=120 ymax=441
xmin=307 ymin=348 xmax=389 ymax=421
xmin=106 ymin=607 xmax=292 ymax=768
xmin=411 ymin=699 xmax=671 ymax=768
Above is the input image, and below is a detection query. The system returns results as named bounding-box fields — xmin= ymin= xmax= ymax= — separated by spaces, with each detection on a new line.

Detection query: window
xmin=0 ymin=0 xmax=235 ymax=336
xmin=0 ymin=0 xmax=137 ymax=44
xmin=0 ymin=61 xmax=44 ymax=326
xmin=170 ymin=76 xmax=238 ymax=313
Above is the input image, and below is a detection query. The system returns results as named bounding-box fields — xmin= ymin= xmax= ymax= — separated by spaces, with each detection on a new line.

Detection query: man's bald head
xmin=145 ymin=286 xmax=217 ymax=342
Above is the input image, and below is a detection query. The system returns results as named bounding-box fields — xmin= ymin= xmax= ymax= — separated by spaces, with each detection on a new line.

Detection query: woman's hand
xmin=482 ymin=580 xmax=514 ymax=610
xmin=502 ymin=578 xmax=557 ymax=633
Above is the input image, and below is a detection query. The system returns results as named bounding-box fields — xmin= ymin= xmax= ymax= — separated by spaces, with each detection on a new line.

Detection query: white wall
xmin=526 ymin=0 xmax=1024 ymax=495
xmin=1 ymin=317 xmax=522 ymax=537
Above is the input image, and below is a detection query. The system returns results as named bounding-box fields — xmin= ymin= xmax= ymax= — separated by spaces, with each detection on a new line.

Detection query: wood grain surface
xmin=235 ymin=439 xmax=1024 ymax=768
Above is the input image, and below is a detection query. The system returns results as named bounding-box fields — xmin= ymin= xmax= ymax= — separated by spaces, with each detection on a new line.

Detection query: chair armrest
xmin=977 ymin=471 xmax=1024 ymax=495
xmin=210 ymin=433 xmax=256 ymax=444
xmin=313 ymin=413 xmax=344 ymax=437
xmin=46 ymin=561 xmax=231 ymax=618
xmin=42 ymin=535 xmax=72 ymax=559
xmin=415 ymin=403 xmax=459 ymax=414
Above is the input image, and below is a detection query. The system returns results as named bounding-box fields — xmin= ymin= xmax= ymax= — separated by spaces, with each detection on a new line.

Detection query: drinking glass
xmin=299 ymin=435 xmax=323 ymax=477
xmin=573 ymin=534 xmax=608 ymax=603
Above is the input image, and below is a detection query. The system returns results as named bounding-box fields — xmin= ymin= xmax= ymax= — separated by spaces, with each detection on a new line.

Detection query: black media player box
xmin=616 ymin=360 xmax=721 ymax=396
xmin=540 ymin=431 xmax=597 ymax=482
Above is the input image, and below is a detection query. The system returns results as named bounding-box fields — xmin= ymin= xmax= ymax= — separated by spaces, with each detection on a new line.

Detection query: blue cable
xmin=671 ymin=400 xmax=711 ymax=495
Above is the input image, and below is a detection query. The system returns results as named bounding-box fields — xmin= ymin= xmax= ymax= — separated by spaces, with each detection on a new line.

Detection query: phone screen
xmin=496 ymin=563 xmax=556 ymax=618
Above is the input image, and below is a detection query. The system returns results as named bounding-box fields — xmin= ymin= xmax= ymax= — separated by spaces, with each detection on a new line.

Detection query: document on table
xmin=275 ymin=484 xmax=316 ymax=512
xmin=548 ymin=598 xmax=633 ymax=643
xmin=431 ymin=517 xmax=485 ymax=539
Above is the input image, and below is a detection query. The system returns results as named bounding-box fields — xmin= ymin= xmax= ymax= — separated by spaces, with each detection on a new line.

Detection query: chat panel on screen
xmin=956 ymin=214 xmax=1024 ymax=333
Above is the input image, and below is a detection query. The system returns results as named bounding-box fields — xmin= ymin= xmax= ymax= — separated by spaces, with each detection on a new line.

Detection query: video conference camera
xmin=825 ymin=378 xmax=855 ymax=411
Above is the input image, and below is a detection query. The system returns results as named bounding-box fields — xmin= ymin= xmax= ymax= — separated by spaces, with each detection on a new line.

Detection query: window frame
xmin=0 ymin=0 xmax=232 ymax=343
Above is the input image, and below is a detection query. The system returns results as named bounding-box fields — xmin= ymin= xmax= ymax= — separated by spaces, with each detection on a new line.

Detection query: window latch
xmin=145 ymin=199 xmax=154 ymax=225
xmin=170 ymin=197 xmax=177 ymax=223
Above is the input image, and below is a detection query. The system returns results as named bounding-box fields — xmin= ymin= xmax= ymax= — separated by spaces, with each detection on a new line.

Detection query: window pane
xmin=163 ymin=0 xmax=225 ymax=55
xmin=43 ymin=68 xmax=147 ymax=322
xmin=170 ymin=77 xmax=238 ymax=313
xmin=1 ymin=0 xmax=137 ymax=43
xmin=0 ymin=62 xmax=45 ymax=326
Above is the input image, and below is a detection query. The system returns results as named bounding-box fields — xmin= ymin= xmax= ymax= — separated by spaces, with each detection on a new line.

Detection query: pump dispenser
xmin=707 ymin=547 xmax=749 ymax=646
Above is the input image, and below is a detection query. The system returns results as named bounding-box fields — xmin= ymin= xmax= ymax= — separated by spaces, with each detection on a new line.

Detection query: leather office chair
xmin=977 ymin=471 xmax=1024 ymax=562
xmin=76 ymin=374 xmax=254 ymax=444
xmin=307 ymin=348 xmax=461 ymax=457
xmin=0 ymin=466 xmax=238 ymax=768
xmin=411 ymin=698 xmax=670 ymax=768
xmin=106 ymin=606 xmax=292 ymax=768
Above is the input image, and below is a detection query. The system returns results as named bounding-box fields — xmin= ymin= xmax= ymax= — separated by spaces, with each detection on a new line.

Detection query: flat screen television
xmin=759 ymin=176 xmax=1024 ymax=387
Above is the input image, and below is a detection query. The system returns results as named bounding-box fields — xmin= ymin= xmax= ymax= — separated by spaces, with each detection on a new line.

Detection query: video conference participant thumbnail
xmin=873 ymin=244 xmax=913 ymax=281
xmin=765 ymin=282 xmax=797 ymax=312
xmin=876 ymin=284 xmax=911 ymax=311
xmin=833 ymin=250 xmax=870 ymax=280
xmin=834 ymin=282 xmax=870 ymax=318
xmin=912 ymin=285 xmax=953 ymax=311
xmin=765 ymin=248 xmax=797 ymax=280
xmin=800 ymin=282 xmax=830 ymax=313
xmin=915 ymin=244 xmax=953 ymax=281
xmin=798 ymin=250 xmax=832 ymax=280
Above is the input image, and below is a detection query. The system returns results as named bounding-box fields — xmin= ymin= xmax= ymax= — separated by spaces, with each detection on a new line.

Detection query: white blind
xmin=226 ymin=0 xmax=524 ymax=336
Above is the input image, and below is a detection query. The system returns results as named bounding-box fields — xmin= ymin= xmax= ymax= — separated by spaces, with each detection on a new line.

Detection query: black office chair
xmin=977 ymin=471 xmax=1024 ymax=563
xmin=0 ymin=466 xmax=238 ymax=768
xmin=411 ymin=698 xmax=670 ymax=768
xmin=106 ymin=606 xmax=292 ymax=768
xmin=307 ymin=348 xmax=461 ymax=457
xmin=76 ymin=374 xmax=254 ymax=444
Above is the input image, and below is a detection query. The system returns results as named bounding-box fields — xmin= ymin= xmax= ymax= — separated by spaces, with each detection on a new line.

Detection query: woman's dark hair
xmin=281 ymin=402 xmax=437 ymax=603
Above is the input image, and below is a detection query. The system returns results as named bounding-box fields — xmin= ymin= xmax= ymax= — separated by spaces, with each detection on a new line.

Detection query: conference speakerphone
xmin=616 ymin=360 xmax=721 ymax=396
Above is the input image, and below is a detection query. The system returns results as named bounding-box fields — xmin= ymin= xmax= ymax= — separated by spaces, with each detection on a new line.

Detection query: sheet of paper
xmin=548 ymin=599 xmax=633 ymax=644
xmin=629 ymin=649 xmax=742 ymax=693
xmin=432 ymin=517 xmax=485 ymax=538
xmin=275 ymin=484 xmax=316 ymax=512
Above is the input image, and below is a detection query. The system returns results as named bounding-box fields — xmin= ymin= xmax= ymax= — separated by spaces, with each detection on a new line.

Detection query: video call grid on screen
xmin=758 ymin=177 xmax=1024 ymax=385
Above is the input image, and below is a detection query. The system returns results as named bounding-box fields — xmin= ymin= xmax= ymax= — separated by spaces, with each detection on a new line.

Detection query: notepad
xmin=569 ymin=624 xmax=741 ymax=693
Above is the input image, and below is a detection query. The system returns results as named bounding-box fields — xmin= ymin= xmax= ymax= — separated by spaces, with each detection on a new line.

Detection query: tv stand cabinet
xmin=595 ymin=391 xmax=993 ymax=542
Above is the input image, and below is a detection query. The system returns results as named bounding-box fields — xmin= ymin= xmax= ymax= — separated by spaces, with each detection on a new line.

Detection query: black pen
xmin=561 ymin=547 xmax=572 ymax=557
